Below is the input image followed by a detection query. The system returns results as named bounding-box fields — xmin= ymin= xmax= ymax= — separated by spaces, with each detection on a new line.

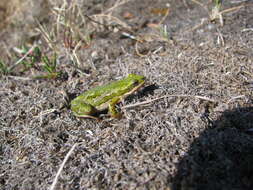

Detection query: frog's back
xmin=78 ymin=80 xmax=120 ymax=105
xmin=76 ymin=74 xmax=144 ymax=107
xmin=83 ymin=78 xmax=134 ymax=105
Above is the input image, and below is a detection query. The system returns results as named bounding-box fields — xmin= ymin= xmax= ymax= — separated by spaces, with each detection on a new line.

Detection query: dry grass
xmin=0 ymin=0 xmax=253 ymax=189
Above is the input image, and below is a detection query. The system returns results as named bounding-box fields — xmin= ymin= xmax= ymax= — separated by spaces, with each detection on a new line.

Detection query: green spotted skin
xmin=71 ymin=74 xmax=145 ymax=118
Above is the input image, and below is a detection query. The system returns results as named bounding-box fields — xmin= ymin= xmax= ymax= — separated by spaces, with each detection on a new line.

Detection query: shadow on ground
xmin=172 ymin=106 xmax=253 ymax=190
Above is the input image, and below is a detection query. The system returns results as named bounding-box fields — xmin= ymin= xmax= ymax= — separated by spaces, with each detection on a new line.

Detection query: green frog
xmin=71 ymin=74 xmax=145 ymax=119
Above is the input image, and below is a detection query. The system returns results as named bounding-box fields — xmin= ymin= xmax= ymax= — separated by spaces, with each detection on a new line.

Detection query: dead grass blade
xmin=49 ymin=143 xmax=80 ymax=190
xmin=122 ymin=94 xmax=217 ymax=109
xmin=9 ymin=45 xmax=36 ymax=71
xmin=104 ymin=0 xmax=132 ymax=14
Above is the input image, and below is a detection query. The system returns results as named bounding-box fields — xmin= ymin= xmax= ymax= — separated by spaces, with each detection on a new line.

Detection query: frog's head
xmin=127 ymin=74 xmax=145 ymax=87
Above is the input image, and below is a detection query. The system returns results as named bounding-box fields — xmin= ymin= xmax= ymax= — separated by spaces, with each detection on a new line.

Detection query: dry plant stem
xmin=53 ymin=1 xmax=68 ymax=37
xmin=7 ymin=75 xmax=32 ymax=81
xmin=242 ymin=28 xmax=253 ymax=32
xmin=104 ymin=0 xmax=132 ymax=14
xmin=3 ymin=42 xmax=12 ymax=58
xmin=71 ymin=41 xmax=82 ymax=66
xmin=121 ymin=32 xmax=139 ymax=41
xmin=191 ymin=0 xmax=207 ymax=10
xmin=226 ymin=95 xmax=246 ymax=104
xmin=84 ymin=14 xmax=105 ymax=26
xmin=9 ymin=45 xmax=36 ymax=71
xmin=91 ymin=14 xmax=131 ymax=30
xmin=135 ymin=42 xmax=150 ymax=57
xmin=49 ymin=143 xmax=79 ymax=190
xmin=186 ymin=18 xmax=208 ymax=33
xmin=69 ymin=41 xmax=92 ymax=76
xmin=134 ymin=33 xmax=170 ymax=56
xmin=122 ymin=94 xmax=217 ymax=109
xmin=158 ymin=8 xmax=169 ymax=25
xmin=35 ymin=109 xmax=58 ymax=118
xmin=220 ymin=5 xmax=244 ymax=15
xmin=36 ymin=20 xmax=56 ymax=51
xmin=216 ymin=27 xmax=225 ymax=46
xmin=189 ymin=1 xmax=245 ymax=31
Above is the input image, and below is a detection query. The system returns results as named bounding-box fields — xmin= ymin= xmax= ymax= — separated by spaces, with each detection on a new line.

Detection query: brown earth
xmin=0 ymin=0 xmax=253 ymax=189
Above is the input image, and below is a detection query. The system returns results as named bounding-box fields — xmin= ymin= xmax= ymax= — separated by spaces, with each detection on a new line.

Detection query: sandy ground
xmin=0 ymin=0 xmax=253 ymax=189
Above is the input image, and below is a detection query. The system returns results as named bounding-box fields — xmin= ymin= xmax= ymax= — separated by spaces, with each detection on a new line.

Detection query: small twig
xmin=121 ymin=32 xmax=139 ymax=41
xmin=7 ymin=75 xmax=33 ymax=81
xmin=72 ymin=40 xmax=83 ymax=66
xmin=231 ymin=0 xmax=250 ymax=3
xmin=185 ymin=18 xmax=208 ymax=33
xmin=49 ymin=143 xmax=79 ymax=190
xmin=242 ymin=28 xmax=253 ymax=32
xmin=216 ymin=27 xmax=225 ymax=46
xmin=135 ymin=41 xmax=150 ymax=57
xmin=158 ymin=8 xmax=169 ymax=25
xmin=188 ymin=1 xmax=245 ymax=31
xmin=35 ymin=109 xmax=58 ymax=118
xmin=91 ymin=14 xmax=131 ymax=30
xmin=36 ymin=20 xmax=56 ymax=51
xmin=104 ymin=0 xmax=132 ymax=14
xmin=122 ymin=94 xmax=217 ymax=109
xmin=190 ymin=0 xmax=208 ymax=10
xmin=226 ymin=95 xmax=246 ymax=104
xmin=84 ymin=14 xmax=110 ymax=29
xmin=219 ymin=4 xmax=244 ymax=15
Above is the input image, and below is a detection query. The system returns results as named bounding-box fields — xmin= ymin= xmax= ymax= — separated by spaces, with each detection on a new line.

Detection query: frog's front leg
xmin=108 ymin=97 xmax=122 ymax=118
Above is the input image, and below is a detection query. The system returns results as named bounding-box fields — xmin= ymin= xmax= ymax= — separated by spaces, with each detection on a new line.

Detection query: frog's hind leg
xmin=71 ymin=99 xmax=99 ymax=119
